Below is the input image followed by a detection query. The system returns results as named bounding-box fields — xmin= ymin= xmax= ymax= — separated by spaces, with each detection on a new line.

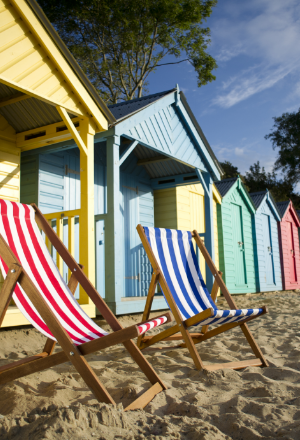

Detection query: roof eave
xmin=26 ymin=0 xmax=116 ymax=125
xmin=179 ymin=92 xmax=224 ymax=178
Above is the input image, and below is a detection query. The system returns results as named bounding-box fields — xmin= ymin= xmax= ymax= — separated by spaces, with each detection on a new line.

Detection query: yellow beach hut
xmin=0 ymin=0 xmax=114 ymax=326
xmin=154 ymin=183 xmax=222 ymax=294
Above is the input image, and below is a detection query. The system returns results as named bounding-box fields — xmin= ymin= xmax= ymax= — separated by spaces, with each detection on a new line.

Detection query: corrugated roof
xmin=276 ymin=201 xmax=290 ymax=218
xmin=131 ymin=144 xmax=194 ymax=178
xmin=249 ymin=191 xmax=267 ymax=209
xmin=214 ymin=177 xmax=237 ymax=197
xmin=0 ymin=84 xmax=63 ymax=132
xmin=108 ymin=89 xmax=174 ymax=121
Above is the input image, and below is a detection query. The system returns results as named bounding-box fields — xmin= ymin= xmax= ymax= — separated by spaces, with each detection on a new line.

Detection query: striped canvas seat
xmin=0 ymin=200 xmax=167 ymax=344
xmin=144 ymin=227 xmax=264 ymax=327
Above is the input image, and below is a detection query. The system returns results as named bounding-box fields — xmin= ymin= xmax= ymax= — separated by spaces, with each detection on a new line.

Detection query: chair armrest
xmin=135 ymin=311 xmax=172 ymax=327
xmin=136 ymin=312 xmax=172 ymax=335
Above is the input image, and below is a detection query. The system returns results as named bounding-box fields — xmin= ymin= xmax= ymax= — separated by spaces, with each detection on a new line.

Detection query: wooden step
xmin=205 ymin=358 xmax=263 ymax=371
xmin=124 ymin=382 xmax=163 ymax=411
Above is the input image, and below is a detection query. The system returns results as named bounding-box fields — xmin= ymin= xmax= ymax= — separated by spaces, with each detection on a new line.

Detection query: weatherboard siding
xmin=278 ymin=205 xmax=300 ymax=290
xmin=20 ymin=145 xmax=154 ymax=301
xmin=124 ymin=102 xmax=208 ymax=173
xmin=253 ymin=201 xmax=282 ymax=292
xmin=154 ymin=183 xmax=221 ymax=286
xmin=0 ymin=139 xmax=21 ymax=291
xmin=217 ymin=183 xmax=256 ymax=294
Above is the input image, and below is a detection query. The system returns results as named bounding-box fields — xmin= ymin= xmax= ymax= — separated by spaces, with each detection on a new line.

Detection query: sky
xmin=147 ymin=0 xmax=300 ymax=179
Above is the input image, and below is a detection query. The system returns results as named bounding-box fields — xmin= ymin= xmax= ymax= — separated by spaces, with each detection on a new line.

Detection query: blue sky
xmin=147 ymin=0 xmax=300 ymax=178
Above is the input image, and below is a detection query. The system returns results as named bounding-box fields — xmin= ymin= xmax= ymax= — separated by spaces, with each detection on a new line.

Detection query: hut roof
xmin=276 ymin=201 xmax=290 ymax=218
xmin=249 ymin=191 xmax=267 ymax=209
xmin=109 ymin=89 xmax=174 ymax=121
xmin=214 ymin=177 xmax=237 ymax=197
xmin=108 ymin=88 xmax=223 ymax=179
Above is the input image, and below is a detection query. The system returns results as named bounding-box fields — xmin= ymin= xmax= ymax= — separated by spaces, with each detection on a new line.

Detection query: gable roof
xmin=0 ymin=0 xmax=115 ymax=132
xmin=276 ymin=201 xmax=290 ymax=218
xmin=107 ymin=88 xmax=223 ymax=180
xmin=109 ymin=89 xmax=174 ymax=121
xmin=249 ymin=191 xmax=266 ymax=209
xmin=214 ymin=177 xmax=237 ymax=197
xmin=249 ymin=190 xmax=281 ymax=220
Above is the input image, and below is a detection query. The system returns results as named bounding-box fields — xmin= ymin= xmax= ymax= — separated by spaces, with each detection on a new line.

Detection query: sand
xmin=0 ymin=290 xmax=300 ymax=439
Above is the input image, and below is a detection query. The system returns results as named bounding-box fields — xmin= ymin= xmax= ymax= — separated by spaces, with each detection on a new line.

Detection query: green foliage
xmin=38 ymin=0 xmax=217 ymax=104
xmin=265 ymin=108 xmax=300 ymax=185
xmin=244 ymin=161 xmax=300 ymax=208
xmin=220 ymin=161 xmax=239 ymax=179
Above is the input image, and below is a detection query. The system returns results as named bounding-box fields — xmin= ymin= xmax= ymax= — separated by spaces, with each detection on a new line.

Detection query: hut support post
xmin=202 ymin=171 xmax=215 ymax=292
xmin=105 ymin=135 xmax=122 ymax=311
xmin=79 ymin=119 xmax=96 ymax=303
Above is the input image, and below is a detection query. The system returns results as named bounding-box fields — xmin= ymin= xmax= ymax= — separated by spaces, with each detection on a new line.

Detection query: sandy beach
xmin=0 ymin=290 xmax=300 ymax=439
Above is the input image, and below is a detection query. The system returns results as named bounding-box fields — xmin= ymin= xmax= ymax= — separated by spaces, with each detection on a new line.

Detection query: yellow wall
xmin=0 ymin=115 xmax=19 ymax=292
xmin=154 ymin=183 xmax=221 ymax=292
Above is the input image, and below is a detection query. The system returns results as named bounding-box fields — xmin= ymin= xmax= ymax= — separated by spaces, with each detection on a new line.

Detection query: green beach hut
xmin=214 ymin=176 xmax=257 ymax=294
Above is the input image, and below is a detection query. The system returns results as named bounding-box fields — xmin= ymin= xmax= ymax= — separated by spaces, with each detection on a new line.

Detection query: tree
xmin=38 ymin=0 xmax=217 ymax=104
xmin=265 ymin=108 xmax=300 ymax=185
xmin=244 ymin=161 xmax=300 ymax=208
xmin=220 ymin=161 xmax=240 ymax=179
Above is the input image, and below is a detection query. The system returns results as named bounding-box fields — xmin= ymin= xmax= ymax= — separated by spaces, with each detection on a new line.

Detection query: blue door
xmin=95 ymin=218 xmax=105 ymax=298
xmin=262 ymin=214 xmax=275 ymax=285
xmin=122 ymin=175 xmax=140 ymax=297
xmin=138 ymin=183 xmax=154 ymax=297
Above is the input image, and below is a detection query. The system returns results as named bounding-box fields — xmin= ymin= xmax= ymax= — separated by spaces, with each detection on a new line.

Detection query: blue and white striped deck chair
xmin=137 ymin=225 xmax=269 ymax=372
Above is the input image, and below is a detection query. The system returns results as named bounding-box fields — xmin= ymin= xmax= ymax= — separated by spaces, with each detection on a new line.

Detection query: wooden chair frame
xmin=136 ymin=224 xmax=269 ymax=372
xmin=0 ymin=204 xmax=172 ymax=411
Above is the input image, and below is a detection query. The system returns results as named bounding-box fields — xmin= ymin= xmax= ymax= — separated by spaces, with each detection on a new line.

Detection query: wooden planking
xmin=0 ymin=0 xmax=84 ymax=115
xmin=0 ymin=118 xmax=19 ymax=292
xmin=125 ymin=103 xmax=207 ymax=171
xmin=213 ymin=194 xmax=220 ymax=295
xmin=154 ymin=188 xmax=177 ymax=230
xmin=254 ymin=200 xmax=282 ymax=292
xmin=217 ymin=180 xmax=256 ymax=294
xmin=278 ymin=203 xmax=300 ymax=290
xmin=154 ymin=184 xmax=208 ymax=282
xmin=0 ymin=0 xmax=109 ymax=129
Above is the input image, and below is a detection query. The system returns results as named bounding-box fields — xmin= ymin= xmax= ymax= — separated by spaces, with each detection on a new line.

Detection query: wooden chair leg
xmin=43 ymin=265 xmax=83 ymax=355
xmin=202 ymin=272 xmax=222 ymax=335
xmin=240 ymin=323 xmax=269 ymax=367
xmin=137 ymin=272 xmax=159 ymax=348
xmin=0 ymin=264 xmax=23 ymax=327
xmin=123 ymin=338 xmax=168 ymax=390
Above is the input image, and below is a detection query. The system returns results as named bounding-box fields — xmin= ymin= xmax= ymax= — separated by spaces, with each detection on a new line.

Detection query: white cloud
xmin=235 ymin=147 xmax=244 ymax=156
xmin=213 ymin=61 xmax=297 ymax=108
xmin=211 ymin=0 xmax=300 ymax=108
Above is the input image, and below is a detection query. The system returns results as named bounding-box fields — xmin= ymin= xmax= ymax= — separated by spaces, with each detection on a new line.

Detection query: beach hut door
xmin=262 ymin=214 xmax=275 ymax=285
xmin=138 ymin=183 xmax=154 ymax=297
xmin=232 ymin=204 xmax=246 ymax=286
xmin=288 ymin=222 xmax=297 ymax=283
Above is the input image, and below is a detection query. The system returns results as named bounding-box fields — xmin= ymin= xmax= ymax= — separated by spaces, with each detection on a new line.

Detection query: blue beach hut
xmin=249 ymin=191 xmax=283 ymax=292
xmin=20 ymin=86 xmax=222 ymax=315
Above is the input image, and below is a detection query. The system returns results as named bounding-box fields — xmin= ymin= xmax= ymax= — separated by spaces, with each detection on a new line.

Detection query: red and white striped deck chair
xmin=0 ymin=200 xmax=172 ymax=411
